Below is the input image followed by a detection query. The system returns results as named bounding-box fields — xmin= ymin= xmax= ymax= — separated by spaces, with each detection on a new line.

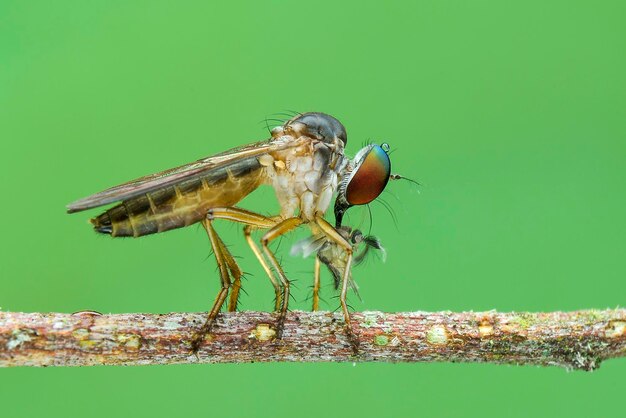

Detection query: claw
xmin=275 ymin=313 xmax=286 ymax=339
xmin=345 ymin=324 xmax=360 ymax=355
xmin=190 ymin=317 xmax=216 ymax=353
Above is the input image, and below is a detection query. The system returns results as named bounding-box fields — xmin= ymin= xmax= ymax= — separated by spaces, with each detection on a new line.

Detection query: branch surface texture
xmin=1 ymin=310 xmax=625 ymax=370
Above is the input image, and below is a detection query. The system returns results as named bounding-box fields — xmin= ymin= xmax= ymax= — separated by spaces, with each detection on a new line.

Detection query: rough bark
xmin=1 ymin=310 xmax=625 ymax=370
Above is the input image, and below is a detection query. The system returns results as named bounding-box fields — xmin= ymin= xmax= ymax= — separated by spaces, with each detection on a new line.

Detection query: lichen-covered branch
xmin=1 ymin=310 xmax=625 ymax=370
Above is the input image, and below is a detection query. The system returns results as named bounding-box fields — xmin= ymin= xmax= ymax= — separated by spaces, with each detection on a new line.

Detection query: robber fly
xmin=292 ymin=226 xmax=386 ymax=311
xmin=67 ymin=112 xmax=402 ymax=351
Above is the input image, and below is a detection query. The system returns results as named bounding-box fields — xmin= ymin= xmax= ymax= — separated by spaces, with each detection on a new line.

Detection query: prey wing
xmin=67 ymin=136 xmax=303 ymax=213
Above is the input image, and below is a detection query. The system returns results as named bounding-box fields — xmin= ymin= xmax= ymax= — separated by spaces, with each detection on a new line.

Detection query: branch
xmin=1 ymin=310 xmax=625 ymax=370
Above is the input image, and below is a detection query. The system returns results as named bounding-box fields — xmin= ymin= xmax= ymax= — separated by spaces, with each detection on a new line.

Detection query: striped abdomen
xmin=92 ymin=163 xmax=264 ymax=237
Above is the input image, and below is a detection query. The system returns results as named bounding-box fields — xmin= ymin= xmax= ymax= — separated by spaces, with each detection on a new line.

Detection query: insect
xmin=67 ymin=112 xmax=402 ymax=351
xmin=292 ymin=226 xmax=386 ymax=311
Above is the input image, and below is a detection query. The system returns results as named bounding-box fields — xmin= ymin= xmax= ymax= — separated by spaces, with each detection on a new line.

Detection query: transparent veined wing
xmin=66 ymin=136 xmax=305 ymax=213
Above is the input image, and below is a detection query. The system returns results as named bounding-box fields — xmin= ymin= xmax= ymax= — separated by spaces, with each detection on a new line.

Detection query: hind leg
xmin=204 ymin=207 xmax=285 ymax=313
xmin=221 ymin=240 xmax=243 ymax=312
xmin=197 ymin=207 xmax=303 ymax=340
xmin=190 ymin=219 xmax=233 ymax=352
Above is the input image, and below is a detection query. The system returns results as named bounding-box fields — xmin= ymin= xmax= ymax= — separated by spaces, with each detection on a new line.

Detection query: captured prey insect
xmin=67 ymin=112 xmax=403 ymax=351
xmin=292 ymin=226 xmax=386 ymax=312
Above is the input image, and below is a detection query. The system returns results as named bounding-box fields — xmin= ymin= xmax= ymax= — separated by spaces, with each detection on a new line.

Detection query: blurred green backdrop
xmin=1 ymin=1 xmax=625 ymax=417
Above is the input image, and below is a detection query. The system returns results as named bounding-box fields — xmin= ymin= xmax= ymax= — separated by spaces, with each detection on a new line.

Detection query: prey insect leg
xmin=191 ymin=219 xmax=232 ymax=352
xmin=260 ymin=217 xmax=303 ymax=337
xmin=313 ymin=216 xmax=359 ymax=353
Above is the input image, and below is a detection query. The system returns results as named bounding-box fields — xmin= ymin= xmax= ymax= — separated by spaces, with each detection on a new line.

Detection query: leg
xmin=207 ymin=207 xmax=278 ymax=229
xmin=312 ymin=256 xmax=321 ymax=311
xmin=202 ymin=208 xmax=307 ymax=339
xmin=221 ymin=239 xmax=243 ymax=312
xmin=313 ymin=216 xmax=359 ymax=353
xmin=244 ymin=226 xmax=281 ymax=311
xmin=191 ymin=219 xmax=232 ymax=352
xmin=206 ymin=207 xmax=282 ymax=310
xmin=260 ymin=217 xmax=304 ymax=337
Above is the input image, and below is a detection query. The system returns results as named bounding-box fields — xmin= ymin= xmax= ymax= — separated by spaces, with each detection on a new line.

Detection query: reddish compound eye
xmin=345 ymin=144 xmax=391 ymax=205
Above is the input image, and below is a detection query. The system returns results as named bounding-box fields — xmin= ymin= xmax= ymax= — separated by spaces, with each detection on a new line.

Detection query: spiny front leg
xmin=312 ymin=256 xmax=321 ymax=311
xmin=313 ymin=217 xmax=359 ymax=353
xmin=244 ymin=225 xmax=281 ymax=312
xmin=260 ymin=217 xmax=303 ymax=338
xmin=191 ymin=219 xmax=232 ymax=353
xmin=338 ymin=250 xmax=358 ymax=352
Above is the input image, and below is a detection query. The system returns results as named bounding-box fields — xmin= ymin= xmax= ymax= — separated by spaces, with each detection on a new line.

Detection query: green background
xmin=1 ymin=1 xmax=625 ymax=417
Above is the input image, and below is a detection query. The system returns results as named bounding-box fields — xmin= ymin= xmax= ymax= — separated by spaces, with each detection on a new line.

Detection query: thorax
xmin=259 ymin=138 xmax=345 ymax=221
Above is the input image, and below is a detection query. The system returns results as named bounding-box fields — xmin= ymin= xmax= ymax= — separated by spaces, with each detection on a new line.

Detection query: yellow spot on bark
xmin=117 ymin=334 xmax=141 ymax=349
xmin=72 ymin=328 xmax=89 ymax=340
xmin=606 ymin=321 xmax=626 ymax=338
xmin=427 ymin=325 xmax=448 ymax=345
xmin=72 ymin=328 xmax=98 ymax=349
xmin=250 ymin=324 xmax=276 ymax=341
xmin=79 ymin=340 xmax=98 ymax=349
xmin=479 ymin=323 xmax=494 ymax=337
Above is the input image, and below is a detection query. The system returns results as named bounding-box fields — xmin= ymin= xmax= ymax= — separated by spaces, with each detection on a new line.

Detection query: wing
xmin=67 ymin=136 xmax=304 ymax=213
xmin=290 ymin=234 xmax=328 ymax=258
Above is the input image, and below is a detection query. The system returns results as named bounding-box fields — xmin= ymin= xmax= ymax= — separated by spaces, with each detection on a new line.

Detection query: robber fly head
xmin=334 ymin=143 xmax=392 ymax=227
xmin=271 ymin=112 xmax=348 ymax=147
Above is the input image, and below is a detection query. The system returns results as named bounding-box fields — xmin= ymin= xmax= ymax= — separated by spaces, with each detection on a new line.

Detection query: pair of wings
xmin=66 ymin=136 xmax=306 ymax=213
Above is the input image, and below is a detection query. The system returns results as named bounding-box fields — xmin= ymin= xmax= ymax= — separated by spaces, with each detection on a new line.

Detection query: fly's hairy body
xmin=93 ymin=132 xmax=344 ymax=238
xmin=93 ymin=162 xmax=264 ymax=237
xmin=262 ymin=139 xmax=343 ymax=221
xmin=67 ymin=112 xmax=398 ymax=353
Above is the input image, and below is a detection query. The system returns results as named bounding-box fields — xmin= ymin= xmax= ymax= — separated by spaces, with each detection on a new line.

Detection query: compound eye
xmin=345 ymin=144 xmax=391 ymax=205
